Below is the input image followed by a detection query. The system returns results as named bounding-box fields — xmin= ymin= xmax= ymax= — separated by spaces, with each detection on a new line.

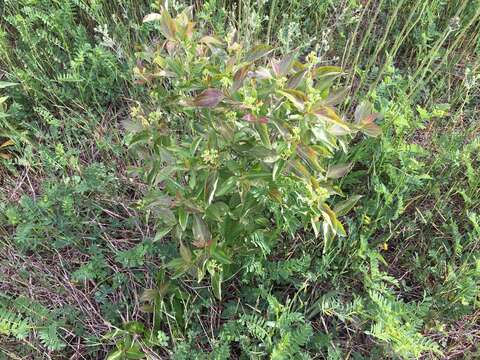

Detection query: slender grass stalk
xmin=357 ymin=0 xmax=406 ymax=92
xmin=411 ymin=6 xmax=480 ymax=99
xmin=266 ymin=0 xmax=278 ymax=45
xmin=407 ymin=0 xmax=469 ymax=98
xmin=347 ymin=0 xmax=385 ymax=91
xmin=426 ymin=27 xmax=480 ymax=108
xmin=369 ymin=0 xmax=428 ymax=93
xmin=341 ymin=0 xmax=373 ymax=69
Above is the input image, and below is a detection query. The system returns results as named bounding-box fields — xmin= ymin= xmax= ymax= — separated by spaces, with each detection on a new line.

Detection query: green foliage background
xmin=0 ymin=0 xmax=479 ymax=359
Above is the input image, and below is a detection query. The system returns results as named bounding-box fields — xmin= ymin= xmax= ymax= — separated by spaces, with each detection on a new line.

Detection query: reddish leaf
xmin=242 ymin=114 xmax=268 ymax=124
xmin=361 ymin=122 xmax=382 ymax=137
xmin=361 ymin=113 xmax=380 ymax=124
xmin=328 ymin=124 xmax=351 ymax=136
xmin=296 ymin=145 xmax=324 ymax=173
xmin=312 ymin=105 xmax=350 ymax=130
xmin=231 ymin=65 xmax=250 ymax=93
xmin=324 ymin=88 xmax=349 ymax=106
xmin=165 ymin=40 xmax=177 ymax=55
xmin=271 ymin=51 xmax=296 ymax=77
xmin=278 ymin=89 xmax=308 ymax=111
xmin=354 ymin=101 xmax=372 ymax=124
xmin=0 ymin=139 xmax=14 ymax=148
xmin=192 ymin=89 xmax=224 ymax=107
xmin=287 ymin=69 xmax=307 ymax=88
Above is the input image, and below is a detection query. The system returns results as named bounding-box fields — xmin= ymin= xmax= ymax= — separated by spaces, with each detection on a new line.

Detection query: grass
xmin=0 ymin=0 xmax=479 ymax=359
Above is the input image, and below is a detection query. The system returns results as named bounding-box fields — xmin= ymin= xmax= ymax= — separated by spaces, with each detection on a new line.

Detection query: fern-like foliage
xmin=0 ymin=307 xmax=30 ymax=340
xmin=38 ymin=325 xmax=66 ymax=351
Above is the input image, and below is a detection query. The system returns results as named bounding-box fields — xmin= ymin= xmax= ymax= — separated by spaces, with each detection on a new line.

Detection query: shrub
xmin=127 ymin=7 xmax=379 ymax=300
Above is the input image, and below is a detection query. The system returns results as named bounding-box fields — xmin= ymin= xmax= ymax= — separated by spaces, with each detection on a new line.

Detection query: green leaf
xmin=328 ymin=124 xmax=351 ymax=136
xmin=211 ymin=271 xmax=222 ymax=300
xmin=0 ymin=81 xmax=18 ymax=89
xmin=314 ymin=66 xmax=342 ymax=76
xmin=153 ymin=227 xmax=173 ymax=242
xmin=167 ymin=258 xmax=190 ymax=277
xmin=106 ymin=350 xmax=124 ymax=360
xmin=204 ymin=171 xmax=219 ymax=204
xmin=273 ymin=159 xmax=286 ymax=181
xmin=140 ymin=288 xmax=158 ymax=302
xmin=178 ymin=208 xmax=189 ymax=231
xmin=143 ymin=9 xmax=177 ymax=40
xmin=180 ymin=241 xmax=192 ymax=263
xmin=192 ymin=214 xmax=211 ymax=248
xmin=243 ymin=170 xmax=272 ymax=180
xmin=178 ymin=5 xmax=194 ymax=21
xmin=311 ymin=218 xmax=321 ymax=238
xmin=157 ymin=207 xmax=176 ymax=226
xmin=216 ymin=176 xmax=237 ymax=197
xmin=297 ymin=145 xmax=325 ymax=173
xmin=205 ymin=202 xmax=229 ymax=222
xmin=250 ymin=67 xmax=272 ymax=80
xmin=210 ymin=246 xmax=232 ymax=265
xmin=125 ymin=321 xmax=145 ymax=335
xmin=125 ymin=345 xmax=145 ymax=359
xmin=313 ymin=66 xmax=344 ymax=92
xmin=143 ymin=13 xmax=162 ymax=22
xmin=333 ymin=195 xmax=363 ymax=217
xmin=159 ymin=9 xmax=177 ymax=40
xmin=326 ymin=163 xmax=353 ymax=179
xmin=244 ymin=44 xmax=273 ymax=63
xmin=199 ymin=35 xmax=223 ymax=46
xmin=249 ymin=145 xmax=278 ymax=163
xmin=128 ymin=130 xmax=150 ymax=146
xmin=322 ymin=221 xmax=334 ymax=254
xmin=321 ymin=204 xmax=345 ymax=236
xmin=256 ymin=123 xmax=271 ymax=147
